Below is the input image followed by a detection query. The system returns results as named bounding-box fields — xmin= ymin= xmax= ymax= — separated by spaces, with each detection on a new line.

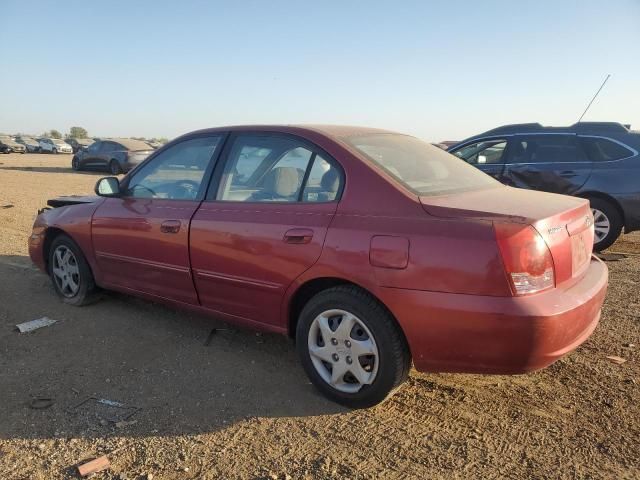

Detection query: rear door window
xmin=509 ymin=135 xmax=584 ymax=163
xmin=580 ymin=137 xmax=634 ymax=161
xmin=215 ymin=134 xmax=343 ymax=203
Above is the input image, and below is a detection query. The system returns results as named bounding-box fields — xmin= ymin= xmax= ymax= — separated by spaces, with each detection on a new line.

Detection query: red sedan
xmin=29 ymin=125 xmax=608 ymax=408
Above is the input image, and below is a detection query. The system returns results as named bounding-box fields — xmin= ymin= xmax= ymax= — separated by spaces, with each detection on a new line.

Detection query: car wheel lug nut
xmin=345 ymin=340 xmax=351 ymax=348
xmin=332 ymin=353 xmax=339 ymax=362
xmin=331 ymin=338 xmax=338 ymax=345
xmin=346 ymin=356 xmax=352 ymax=364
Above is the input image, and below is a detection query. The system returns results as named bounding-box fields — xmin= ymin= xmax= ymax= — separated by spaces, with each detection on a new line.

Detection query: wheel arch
xmin=286 ymin=276 xmax=409 ymax=352
xmin=578 ymin=191 xmax=625 ymax=226
xmin=42 ymin=227 xmax=69 ymax=273
xmin=42 ymin=227 xmax=96 ymax=281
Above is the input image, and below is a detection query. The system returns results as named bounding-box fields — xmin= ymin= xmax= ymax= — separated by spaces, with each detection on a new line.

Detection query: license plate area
xmin=571 ymin=231 xmax=589 ymax=276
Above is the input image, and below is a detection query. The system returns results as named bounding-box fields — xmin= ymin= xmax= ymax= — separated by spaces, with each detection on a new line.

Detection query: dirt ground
xmin=0 ymin=153 xmax=638 ymax=480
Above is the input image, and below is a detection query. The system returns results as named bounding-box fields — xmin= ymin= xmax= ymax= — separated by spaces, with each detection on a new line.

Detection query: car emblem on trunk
xmin=548 ymin=226 xmax=564 ymax=235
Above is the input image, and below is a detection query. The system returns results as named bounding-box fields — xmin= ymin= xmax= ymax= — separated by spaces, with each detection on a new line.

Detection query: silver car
xmin=38 ymin=138 xmax=73 ymax=154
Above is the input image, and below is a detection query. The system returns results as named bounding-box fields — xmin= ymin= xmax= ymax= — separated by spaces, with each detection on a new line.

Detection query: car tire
xmin=109 ymin=160 xmax=122 ymax=175
xmin=71 ymin=156 xmax=81 ymax=171
xmin=589 ymin=198 xmax=623 ymax=252
xmin=48 ymin=234 xmax=98 ymax=306
xmin=296 ymin=285 xmax=411 ymax=408
xmin=52 ymin=148 xmax=57 ymax=154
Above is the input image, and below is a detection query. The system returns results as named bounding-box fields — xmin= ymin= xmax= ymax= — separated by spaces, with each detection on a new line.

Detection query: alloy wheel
xmin=51 ymin=245 xmax=80 ymax=297
xmin=307 ymin=309 xmax=379 ymax=393
xmin=592 ymin=208 xmax=611 ymax=244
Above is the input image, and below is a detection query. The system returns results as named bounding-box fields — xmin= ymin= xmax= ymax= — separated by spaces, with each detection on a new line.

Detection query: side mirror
xmin=95 ymin=177 xmax=121 ymax=197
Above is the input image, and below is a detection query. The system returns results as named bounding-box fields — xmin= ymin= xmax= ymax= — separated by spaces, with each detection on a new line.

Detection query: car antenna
xmin=577 ymin=74 xmax=611 ymax=123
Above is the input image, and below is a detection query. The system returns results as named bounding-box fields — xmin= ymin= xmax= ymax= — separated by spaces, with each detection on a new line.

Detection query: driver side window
xmin=125 ymin=136 xmax=221 ymax=200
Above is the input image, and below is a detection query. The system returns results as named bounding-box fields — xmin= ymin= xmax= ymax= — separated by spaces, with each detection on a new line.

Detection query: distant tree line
xmin=35 ymin=128 xmax=168 ymax=144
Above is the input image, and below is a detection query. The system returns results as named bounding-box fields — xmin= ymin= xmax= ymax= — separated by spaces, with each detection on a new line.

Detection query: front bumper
xmin=29 ymin=228 xmax=47 ymax=273
xmin=379 ymin=256 xmax=608 ymax=374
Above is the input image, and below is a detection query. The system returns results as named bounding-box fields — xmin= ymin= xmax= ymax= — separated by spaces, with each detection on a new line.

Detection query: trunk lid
xmin=420 ymin=186 xmax=594 ymax=285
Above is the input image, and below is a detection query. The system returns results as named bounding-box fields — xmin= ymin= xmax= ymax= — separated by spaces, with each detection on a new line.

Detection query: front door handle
xmin=284 ymin=228 xmax=314 ymax=244
xmin=559 ymin=170 xmax=578 ymax=177
xmin=160 ymin=220 xmax=181 ymax=234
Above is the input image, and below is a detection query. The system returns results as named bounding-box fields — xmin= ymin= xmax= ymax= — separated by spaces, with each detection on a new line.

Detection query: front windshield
xmin=346 ymin=134 xmax=500 ymax=196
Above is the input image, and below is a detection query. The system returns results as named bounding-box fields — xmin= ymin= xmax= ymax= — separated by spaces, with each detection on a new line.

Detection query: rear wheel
xmin=296 ymin=285 xmax=410 ymax=408
xmin=109 ymin=159 xmax=122 ymax=175
xmin=589 ymin=198 xmax=622 ymax=251
xmin=48 ymin=234 xmax=98 ymax=306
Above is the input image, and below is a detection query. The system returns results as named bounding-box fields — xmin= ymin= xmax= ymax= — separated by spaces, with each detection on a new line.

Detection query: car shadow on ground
xmin=0 ymin=166 xmax=105 ymax=175
xmin=0 ymin=256 xmax=344 ymax=442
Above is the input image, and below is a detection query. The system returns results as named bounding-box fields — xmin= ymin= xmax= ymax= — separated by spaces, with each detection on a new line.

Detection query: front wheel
xmin=48 ymin=234 xmax=98 ymax=306
xmin=589 ymin=198 xmax=622 ymax=251
xmin=71 ymin=156 xmax=80 ymax=170
xmin=296 ymin=286 xmax=411 ymax=408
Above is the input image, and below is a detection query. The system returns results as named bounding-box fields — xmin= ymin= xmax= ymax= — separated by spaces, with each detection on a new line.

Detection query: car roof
xmin=104 ymin=138 xmax=152 ymax=150
xmin=184 ymin=124 xmax=400 ymax=141
xmin=449 ymin=122 xmax=637 ymax=150
xmin=459 ymin=121 xmax=630 ymax=141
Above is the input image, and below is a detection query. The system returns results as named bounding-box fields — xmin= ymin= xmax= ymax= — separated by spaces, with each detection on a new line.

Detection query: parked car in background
xmin=30 ymin=125 xmax=608 ymax=408
xmin=66 ymin=137 xmax=95 ymax=153
xmin=448 ymin=122 xmax=640 ymax=250
xmin=71 ymin=138 xmax=154 ymax=174
xmin=38 ymin=138 xmax=73 ymax=154
xmin=0 ymin=135 xmax=26 ymax=153
xmin=15 ymin=136 xmax=41 ymax=152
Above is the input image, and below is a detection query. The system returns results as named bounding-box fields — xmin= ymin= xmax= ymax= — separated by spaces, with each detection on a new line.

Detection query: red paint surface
xmin=29 ymin=125 xmax=609 ymax=374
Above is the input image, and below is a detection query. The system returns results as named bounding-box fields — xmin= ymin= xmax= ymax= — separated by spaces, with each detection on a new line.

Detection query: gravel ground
xmin=0 ymin=153 xmax=638 ymax=479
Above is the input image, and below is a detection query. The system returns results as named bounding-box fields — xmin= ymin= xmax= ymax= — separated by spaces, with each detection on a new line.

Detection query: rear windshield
xmin=346 ymin=134 xmax=500 ymax=196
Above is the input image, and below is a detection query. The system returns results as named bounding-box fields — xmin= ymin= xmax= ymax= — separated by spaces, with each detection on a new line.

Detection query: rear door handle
xmin=160 ymin=220 xmax=181 ymax=234
xmin=559 ymin=170 xmax=578 ymax=177
xmin=284 ymin=228 xmax=314 ymax=244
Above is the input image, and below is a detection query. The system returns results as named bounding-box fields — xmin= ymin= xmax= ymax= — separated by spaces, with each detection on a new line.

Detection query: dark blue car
xmin=448 ymin=122 xmax=640 ymax=250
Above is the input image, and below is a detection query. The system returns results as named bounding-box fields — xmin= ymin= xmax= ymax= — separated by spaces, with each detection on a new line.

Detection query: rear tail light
xmin=494 ymin=223 xmax=555 ymax=296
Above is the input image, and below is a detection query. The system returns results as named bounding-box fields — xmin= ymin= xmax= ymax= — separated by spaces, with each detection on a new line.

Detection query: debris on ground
xmin=77 ymin=455 xmax=110 ymax=477
xmin=204 ymin=328 xmax=217 ymax=346
xmin=29 ymin=397 xmax=54 ymax=410
xmin=16 ymin=317 xmax=58 ymax=333
xmin=204 ymin=327 xmax=229 ymax=346
xmin=1 ymin=204 xmax=13 ymax=209
xmin=596 ymin=253 xmax=627 ymax=262
xmin=69 ymin=396 xmax=140 ymax=423
xmin=606 ymin=355 xmax=627 ymax=365
xmin=115 ymin=419 xmax=137 ymax=429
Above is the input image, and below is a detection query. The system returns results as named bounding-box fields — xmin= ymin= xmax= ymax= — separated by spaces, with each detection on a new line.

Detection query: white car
xmin=38 ymin=138 xmax=73 ymax=154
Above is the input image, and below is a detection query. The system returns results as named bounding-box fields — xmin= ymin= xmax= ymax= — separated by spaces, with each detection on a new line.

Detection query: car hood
xmin=47 ymin=195 xmax=101 ymax=208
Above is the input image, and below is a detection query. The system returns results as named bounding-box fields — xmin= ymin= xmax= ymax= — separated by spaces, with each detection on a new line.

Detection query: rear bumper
xmin=379 ymin=256 xmax=608 ymax=374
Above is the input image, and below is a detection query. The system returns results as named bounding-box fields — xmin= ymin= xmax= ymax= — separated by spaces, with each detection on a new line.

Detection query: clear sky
xmin=2 ymin=0 xmax=639 ymax=142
